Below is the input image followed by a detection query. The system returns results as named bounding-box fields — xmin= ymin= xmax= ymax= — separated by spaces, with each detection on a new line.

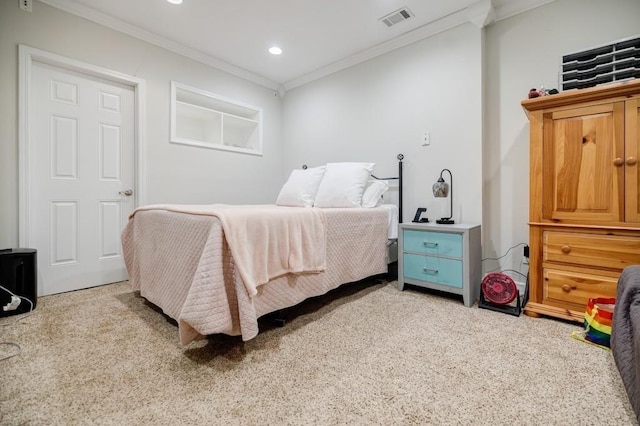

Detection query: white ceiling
xmin=38 ymin=0 xmax=552 ymax=91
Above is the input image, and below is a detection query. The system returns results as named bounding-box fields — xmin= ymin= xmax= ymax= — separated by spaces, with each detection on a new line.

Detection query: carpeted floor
xmin=0 ymin=279 xmax=636 ymax=425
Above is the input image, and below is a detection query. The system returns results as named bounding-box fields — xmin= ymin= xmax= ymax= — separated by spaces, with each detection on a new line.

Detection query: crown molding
xmin=36 ymin=0 xmax=281 ymax=91
xmin=283 ymin=8 xmax=470 ymax=91
xmin=283 ymin=0 xmax=554 ymax=91
xmin=36 ymin=0 xmax=555 ymax=94
xmin=466 ymin=0 xmax=495 ymax=29
xmin=493 ymin=0 xmax=555 ymax=21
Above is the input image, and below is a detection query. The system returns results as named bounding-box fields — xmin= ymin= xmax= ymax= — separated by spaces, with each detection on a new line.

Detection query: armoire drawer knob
xmin=561 ymin=284 xmax=576 ymax=292
xmin=561 ymin=245 xmax=571 ymax=254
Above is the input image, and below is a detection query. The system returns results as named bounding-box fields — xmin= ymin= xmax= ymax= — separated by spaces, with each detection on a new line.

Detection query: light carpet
xmin=0 ymin=280 xmax=636 ymax=425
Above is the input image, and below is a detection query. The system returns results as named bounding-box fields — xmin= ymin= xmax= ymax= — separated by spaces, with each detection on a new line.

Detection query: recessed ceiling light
xmin=167 ymin=0 xmax=183 ymax=4
xmin=268 ymin=47 xmax=282 ymax=55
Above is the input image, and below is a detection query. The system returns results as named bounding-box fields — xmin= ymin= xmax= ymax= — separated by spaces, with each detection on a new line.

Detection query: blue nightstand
xmin=398 ymin=223 xmax=481 ymax=307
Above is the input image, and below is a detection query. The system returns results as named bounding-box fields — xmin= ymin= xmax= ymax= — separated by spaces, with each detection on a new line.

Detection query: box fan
xmin=478 ymin=272 xmax=529 ymax=316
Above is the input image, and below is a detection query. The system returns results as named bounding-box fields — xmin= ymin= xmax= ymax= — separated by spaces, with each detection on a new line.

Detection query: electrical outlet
xmin=20 ymin=0 xmax=32 ymax=12
xmin=522 ymin=244 xmax=530 ymax=265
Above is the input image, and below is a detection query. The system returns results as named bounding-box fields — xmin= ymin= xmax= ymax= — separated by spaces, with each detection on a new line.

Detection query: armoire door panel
xmin=544 ymin=102 xmax=624 ymax=223
xmin=626 ymin=99 xmax=640 ymax=223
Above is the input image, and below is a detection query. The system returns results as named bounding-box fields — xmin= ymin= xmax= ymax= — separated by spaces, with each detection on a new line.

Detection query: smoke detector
xmin=379 ymin=7 xmax=414 ymax=27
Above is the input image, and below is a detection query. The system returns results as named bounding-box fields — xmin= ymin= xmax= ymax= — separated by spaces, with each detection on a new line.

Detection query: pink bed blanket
xmin=121 ymin=206 xmax=388 ymax=345
xmin=129 ymin=204 xmax=327 ymax=296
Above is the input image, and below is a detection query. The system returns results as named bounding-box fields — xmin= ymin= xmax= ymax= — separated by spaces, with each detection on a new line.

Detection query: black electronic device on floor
xmin=0 ymin=248 xmax=37 ymax=317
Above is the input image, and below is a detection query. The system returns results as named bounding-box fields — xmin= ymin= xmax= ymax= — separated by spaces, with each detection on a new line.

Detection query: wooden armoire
xmin=521 ymin=79 xmax=640 ymax=322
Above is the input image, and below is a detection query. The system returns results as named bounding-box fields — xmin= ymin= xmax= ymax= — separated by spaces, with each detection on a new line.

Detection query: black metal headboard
xmin=371 ymin=153 xmax=404 ymax=224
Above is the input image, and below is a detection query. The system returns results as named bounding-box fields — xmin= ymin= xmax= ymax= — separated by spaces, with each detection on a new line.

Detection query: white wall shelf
xmin=170 ymin=81 xmax=263 ymax=156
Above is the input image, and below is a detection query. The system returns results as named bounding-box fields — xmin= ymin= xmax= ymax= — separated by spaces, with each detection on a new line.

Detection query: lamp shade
xmin=432 ymin=178 xmax=449 ymax=198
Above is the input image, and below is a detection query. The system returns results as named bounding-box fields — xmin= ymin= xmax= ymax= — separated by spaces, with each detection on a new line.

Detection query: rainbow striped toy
xmin=582 ymin=297 xmax=616 ymax=348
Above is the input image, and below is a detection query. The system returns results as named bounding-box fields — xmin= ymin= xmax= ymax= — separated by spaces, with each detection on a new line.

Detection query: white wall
xmin=0 ymin=1 xmax=283 ymax=248
xmin=3 ymin=0 xmax=640 ymax=272
xmin=283 ymin=23 xmax=484 ymax=225
xmin=484 ymin=0 xmax=640 ymax=274
xmin=282 ymin=0 xmax=640 ymax=278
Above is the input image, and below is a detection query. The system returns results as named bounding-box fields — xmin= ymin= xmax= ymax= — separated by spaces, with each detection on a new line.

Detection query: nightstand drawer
xmin=403 ymin=253 xmax=463 ymax=288
xmin=402 ymin=230 xmax=462 ymax=258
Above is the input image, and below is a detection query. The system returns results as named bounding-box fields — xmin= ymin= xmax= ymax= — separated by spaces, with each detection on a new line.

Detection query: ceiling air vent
xmin=380 ymin=7 xmax=414 ymax=27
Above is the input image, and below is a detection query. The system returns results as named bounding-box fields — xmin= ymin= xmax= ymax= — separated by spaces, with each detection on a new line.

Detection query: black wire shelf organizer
xmin=560 ymin=35 xmax=640 ymax=91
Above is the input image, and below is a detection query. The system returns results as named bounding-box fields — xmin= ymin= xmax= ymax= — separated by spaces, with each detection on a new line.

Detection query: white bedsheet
xmin=379 ymin=204 xmax=399 ymax=239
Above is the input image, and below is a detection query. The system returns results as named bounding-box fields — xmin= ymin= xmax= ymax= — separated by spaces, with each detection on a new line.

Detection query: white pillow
xmin=314 ymin=162 xmax=375 ymax=208
xmin=276 ymin=166 xmax=326 ymax=207
xmin=362 ymin=179 xmax=389 ymax=208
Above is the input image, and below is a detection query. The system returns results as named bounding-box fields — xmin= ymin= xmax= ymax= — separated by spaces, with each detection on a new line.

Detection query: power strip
xmin=3 ymin=296 xmax=21 ymax=311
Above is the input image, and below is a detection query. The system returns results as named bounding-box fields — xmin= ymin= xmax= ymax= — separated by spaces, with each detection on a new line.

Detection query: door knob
xmin=118 ymin=189 xmax=133 ymax=196
xmin=626 ymin=156 xmax=638 ymax=166
xmin=613 ymin=158 xmax=624 ymax=167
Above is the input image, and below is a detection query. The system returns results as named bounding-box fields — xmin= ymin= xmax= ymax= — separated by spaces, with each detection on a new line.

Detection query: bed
xmin=121 ymin=156 xmax=403 ymax=345
xmin=611 ymin=265 xmax=640 ymax=422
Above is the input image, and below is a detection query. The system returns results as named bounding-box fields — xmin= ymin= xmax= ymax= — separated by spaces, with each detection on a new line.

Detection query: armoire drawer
xmin=543 ymin=267 xmax=618 ymax=308
xmin=543 ymin=231 xmax=640 ymax=270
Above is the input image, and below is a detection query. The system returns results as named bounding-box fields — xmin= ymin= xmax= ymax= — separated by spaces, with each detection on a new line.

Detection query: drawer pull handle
xmin=423 ymin=241 xmax=438 ymax=247
xmin=627 ymin=156 xmax=638 ymax=166
xmin=561 ymin=284 xmax=577 ymax=292
xmin=561 ymin=245 xmax=571 ymax=254
xmin=613 ymin=157 xmax=624 ymax=167
xmin=423 ymin=268 xmax=438 ymax=274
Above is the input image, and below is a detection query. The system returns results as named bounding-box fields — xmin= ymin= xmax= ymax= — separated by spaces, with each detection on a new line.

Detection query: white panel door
xmin=30 ymin=61 xmax=135 ymax=296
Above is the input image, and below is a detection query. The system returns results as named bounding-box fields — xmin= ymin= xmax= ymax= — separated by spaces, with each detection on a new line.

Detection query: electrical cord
xmin=482 ymin=242 xmax=528 ymax=262
xmin=0 ymin=284 xmax=35 ymax=361
xmin=0 ymin=285 xmax=34 ymax=326
xmin=498 ymin=269 xmax=528 ymax=280
xmin=0 ymin=342 xmax=21 ymax=361
xmin=482 ymin=242 xmax=530 ymax=278
xmin=485 ymin=266 xmax=527 ymax=277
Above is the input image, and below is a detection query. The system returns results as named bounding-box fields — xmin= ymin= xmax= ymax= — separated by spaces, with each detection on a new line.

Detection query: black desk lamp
xmin=432 ymin=168 xmax=455 ymax=224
